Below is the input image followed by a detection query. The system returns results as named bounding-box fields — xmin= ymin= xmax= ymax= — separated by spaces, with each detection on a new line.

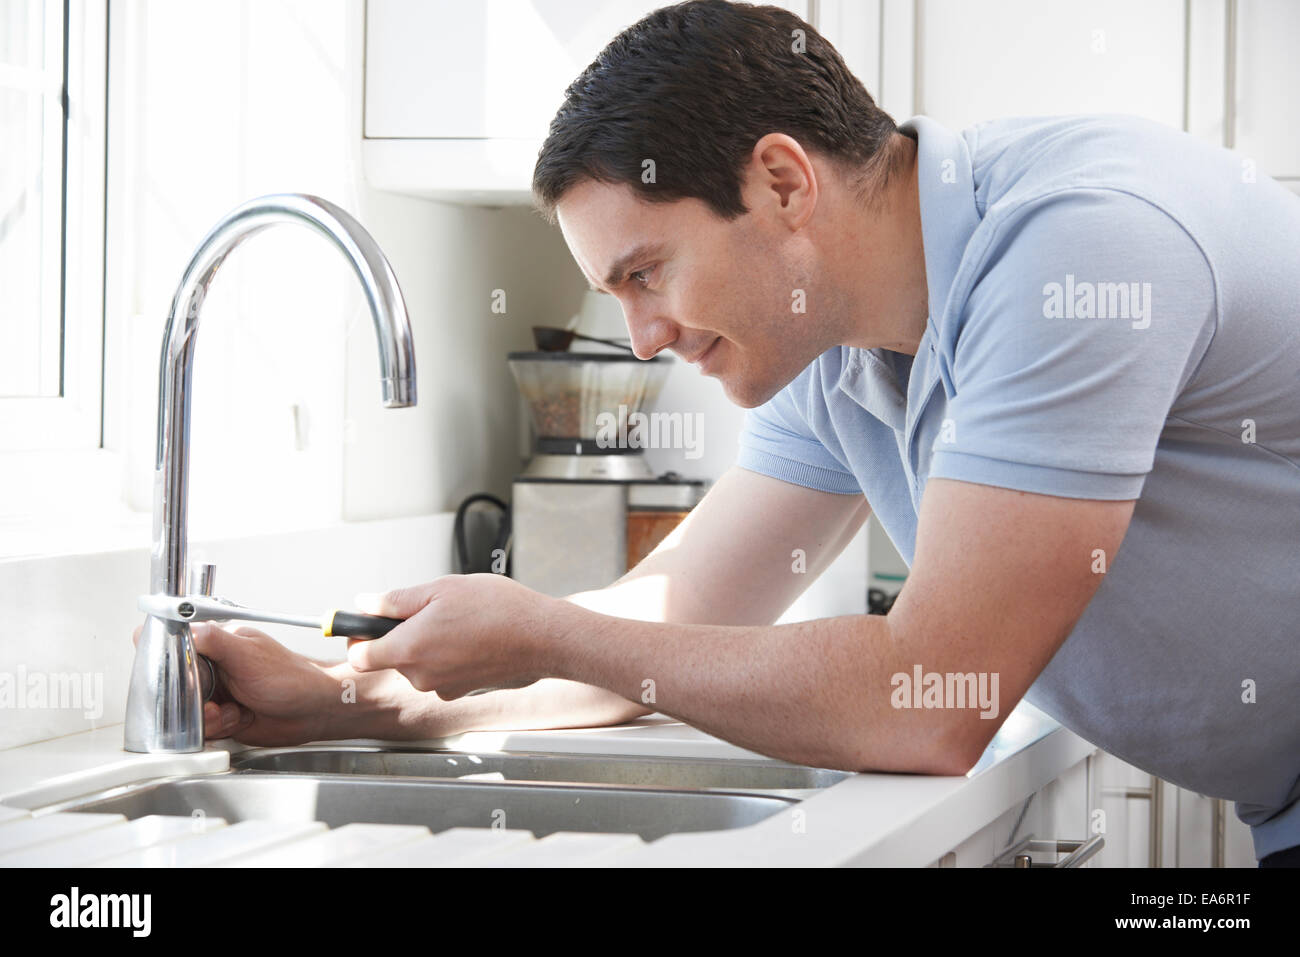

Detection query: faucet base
xmin=123 ymin=615 xmax=206 ymax=753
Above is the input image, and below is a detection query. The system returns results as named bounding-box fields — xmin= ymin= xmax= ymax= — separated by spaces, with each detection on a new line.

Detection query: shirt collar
xmin=836 ymin=346 xmax=908 ymax=430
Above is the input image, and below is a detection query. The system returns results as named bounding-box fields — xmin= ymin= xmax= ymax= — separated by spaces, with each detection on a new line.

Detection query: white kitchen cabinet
xmin=1170 ymin=782 xmax=1257 ymax=868
xmin=934 ymin=754 xmax=1095 ymax=867
xmin=1088 ymin=750 xmax=1257 ymax=867
xmin=813 ymin=0 xmax=881 ymax=100
xmin=914 ymin=0 xmax=1188 ymax=132
xmin=1186 ymin=0 xmax=1300 ymax=190
xmin=933 ymin=748 xmax=1259 ymax=867
xmin=363 ymin=0 xmax=808 ymax=203
xmin=1229 ymin=0 xmax=1300 ymax=183
xmin=365 ymin=0 xmax=661 ymax=141
xmin=1090 ymin=750 xmax=1161 ymax=867
xmin=823 ymin=0 xmax=1298 ymax=189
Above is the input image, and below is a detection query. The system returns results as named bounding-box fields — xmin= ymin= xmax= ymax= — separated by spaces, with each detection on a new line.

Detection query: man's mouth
xmin=686 ymin=337 xmax=722 ymax=365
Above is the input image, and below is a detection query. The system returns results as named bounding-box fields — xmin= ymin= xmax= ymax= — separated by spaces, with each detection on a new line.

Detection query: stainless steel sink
xmin=231 ymin=746 xmax=850 ymax=795
xmin=39 ymin=771 xmax=796 ymax=841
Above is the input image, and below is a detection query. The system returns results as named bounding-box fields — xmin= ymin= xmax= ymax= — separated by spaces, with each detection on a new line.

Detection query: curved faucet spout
xmin=126 ymin=193 xmax=418 ymax=753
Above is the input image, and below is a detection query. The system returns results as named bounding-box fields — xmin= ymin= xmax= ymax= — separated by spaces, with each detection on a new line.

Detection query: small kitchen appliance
xmin=508 ymin=350 xmax=704 ymax=596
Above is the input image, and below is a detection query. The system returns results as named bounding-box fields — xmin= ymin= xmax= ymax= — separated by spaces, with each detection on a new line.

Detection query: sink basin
xmin=40 ymin=771 xmax=796 ymax=841
xmin=231 ymin=746 xmax=850 ymax=795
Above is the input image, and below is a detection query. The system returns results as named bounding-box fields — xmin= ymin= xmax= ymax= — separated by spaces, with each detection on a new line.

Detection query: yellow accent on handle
xmin=323 ymin=610 xmax=338 ymax=637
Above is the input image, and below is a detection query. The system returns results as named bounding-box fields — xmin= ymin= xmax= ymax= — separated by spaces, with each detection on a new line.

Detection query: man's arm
xmin=332 ymin=466 xmax=870 ymax=738
xmin=532 ymin=478 xmax=1135 ymax=773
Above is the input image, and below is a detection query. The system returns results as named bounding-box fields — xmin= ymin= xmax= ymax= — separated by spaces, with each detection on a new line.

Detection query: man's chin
xmin=716 ymin=372 xmax=782 ymax=410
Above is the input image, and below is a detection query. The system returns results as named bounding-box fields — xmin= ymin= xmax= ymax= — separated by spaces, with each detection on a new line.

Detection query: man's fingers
xmin=132 ymin=624 xmax=143 ymax=647
xmin=203 ymin=700 xmax=243 ymax=740
xmin=347 ymin=634 xmax=400 ymax=674
xmin=190 ymin=621 xmax=269 ymax=655
xmin=203 ymin=701 xmax=221 ymax=735
xmin=226 ymin=702 xmax=255 ymax=737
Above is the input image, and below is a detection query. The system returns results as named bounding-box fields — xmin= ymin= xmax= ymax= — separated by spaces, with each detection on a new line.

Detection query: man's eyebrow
xmin=589 ymin=242 xmax=667 ymax=293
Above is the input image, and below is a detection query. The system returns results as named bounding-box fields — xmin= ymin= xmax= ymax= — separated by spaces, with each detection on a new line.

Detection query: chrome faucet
xmin=124 ymin=194 xmax=417 ymax=753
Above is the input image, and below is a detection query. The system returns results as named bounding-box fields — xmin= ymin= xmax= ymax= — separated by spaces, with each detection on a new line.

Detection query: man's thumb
xmin=354 ymin=583 xmax=436 ymax=618
xmin=187 ymin=622 xmax=232 ymax=661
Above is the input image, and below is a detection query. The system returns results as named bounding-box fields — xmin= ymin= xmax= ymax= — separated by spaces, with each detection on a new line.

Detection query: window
xmin=0 ymin=0 xmax=106 ymax=450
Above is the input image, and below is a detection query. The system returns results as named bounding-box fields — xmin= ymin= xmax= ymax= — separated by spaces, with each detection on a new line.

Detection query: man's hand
xmin=130 ymin=621 xmax=344 ymax=745
xmin=347 ymin=574 xmax=563 ymax=700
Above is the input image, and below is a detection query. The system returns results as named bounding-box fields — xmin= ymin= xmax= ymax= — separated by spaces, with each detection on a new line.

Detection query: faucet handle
xmin=188 ymin=561 xmax=217 ymax=597
xmin=195 ymin=653 xmax=217 ymax=706
xmin=186 ymin=561 xmax=218 ymax=703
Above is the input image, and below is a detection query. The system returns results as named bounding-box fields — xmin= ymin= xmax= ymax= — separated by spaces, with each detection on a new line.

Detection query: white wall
xmin=102 ymin=0 xmax=586 ymax=544
xmin=0 ymin=514 xmax=453 ymax=751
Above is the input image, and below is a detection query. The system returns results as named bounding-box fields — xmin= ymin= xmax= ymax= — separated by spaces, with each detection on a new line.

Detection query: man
xmin=174 ymin=1 xmax=1300 ymax=865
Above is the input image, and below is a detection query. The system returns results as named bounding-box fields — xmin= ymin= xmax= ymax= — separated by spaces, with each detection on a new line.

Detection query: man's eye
xmin=629 ymin=267 xmax=653 ymax=287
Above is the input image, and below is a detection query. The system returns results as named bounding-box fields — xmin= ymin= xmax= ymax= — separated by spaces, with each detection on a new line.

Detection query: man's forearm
xmin=545 ymin=603 xmax=980 ymax=774
xmin=318 ymin=663 xmax=648 ymax=741
xmin=324 ymin=468 xmax=870 ymax=744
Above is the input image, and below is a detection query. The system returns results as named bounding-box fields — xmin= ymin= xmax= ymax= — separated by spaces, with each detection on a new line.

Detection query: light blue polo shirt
xmin=736 ymin=114 xmax=1300 ymax=860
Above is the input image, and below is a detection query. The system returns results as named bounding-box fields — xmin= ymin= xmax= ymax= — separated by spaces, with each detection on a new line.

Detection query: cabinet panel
xmin=915 ymin=0 xmax=1186 ymax=131
xmin=1233 ymin=0 xmax=1300 ymax=179
xmin=1176 ymin=786 xmax=1214 ymax=867
xmin=1091 ymin=751 xmax=1157 ymax=867
xmin=1185 ymin=0 xmax=1227 ymax=148
xmin=365 ymin=0 xmax=665 ymax=139
xmin=366 ymin=0 xmax=810 ymax=141
xmin=949 ymin=751 xmax=1259 ymax=867
xmin=1090 ymin=750 xmax=1258 ymax=867
xmin=941 ymin=797 xmax=1042 ymax=866
xmin=815 ymin=0 xmax=882 ymax=99
xmin=937 ymin=755 xmax=1092 ymax=867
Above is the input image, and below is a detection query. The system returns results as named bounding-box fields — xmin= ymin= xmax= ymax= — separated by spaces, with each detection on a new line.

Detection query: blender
xmin=508 ymin=350 xmax=704 ymax=597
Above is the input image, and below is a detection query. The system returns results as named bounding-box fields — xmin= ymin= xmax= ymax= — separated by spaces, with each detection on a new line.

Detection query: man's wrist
xmin=537 ymin=593 xmax=600 ymax=684
xmin=316 ymin=661 xmax=409 ymax=740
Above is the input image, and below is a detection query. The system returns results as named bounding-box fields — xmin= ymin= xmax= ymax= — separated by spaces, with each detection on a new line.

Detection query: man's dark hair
xmin=532 ymin=0 xmax=900 ymax=224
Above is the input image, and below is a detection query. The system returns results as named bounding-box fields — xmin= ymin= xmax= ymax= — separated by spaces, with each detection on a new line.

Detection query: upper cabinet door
xmin=913 ymin=0 xmax=1187 ymax=131
xmin=1233 ymin=0 xmax=1300 ymax=182
xmin=365 ymin=0 xmax=810 ymax=141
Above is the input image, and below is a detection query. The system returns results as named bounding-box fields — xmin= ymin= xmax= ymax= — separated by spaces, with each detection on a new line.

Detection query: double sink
xmin=39 ymin=746 xmax=850 ymax=842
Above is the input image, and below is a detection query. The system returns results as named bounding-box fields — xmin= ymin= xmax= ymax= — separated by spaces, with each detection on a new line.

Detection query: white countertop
xmin=0 ymin=703 xmax=1094 ymax=867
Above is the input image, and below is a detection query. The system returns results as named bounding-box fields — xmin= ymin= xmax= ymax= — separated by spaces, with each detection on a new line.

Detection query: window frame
xmin=0 ymin=0 xmax=108 ymax=451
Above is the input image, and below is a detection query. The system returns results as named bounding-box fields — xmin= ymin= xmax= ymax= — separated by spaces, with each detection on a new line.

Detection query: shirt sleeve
xmin=929 ymin=189 xmax=1218 ymax=500
xmin=735 ymin=363 xmax=863 ymax=495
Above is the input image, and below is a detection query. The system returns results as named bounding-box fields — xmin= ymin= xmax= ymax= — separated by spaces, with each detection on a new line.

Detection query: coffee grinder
xmin=508 ymin=350 xmax=704 ymax=597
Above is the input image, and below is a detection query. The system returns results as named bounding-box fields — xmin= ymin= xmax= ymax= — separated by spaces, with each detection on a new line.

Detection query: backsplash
xmin=0 ymin=514 xmax=453 ymax=751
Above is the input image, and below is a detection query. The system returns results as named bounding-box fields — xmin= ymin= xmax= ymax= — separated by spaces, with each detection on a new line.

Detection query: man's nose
xmin=624 ymin=305 xmax=677 ymax=360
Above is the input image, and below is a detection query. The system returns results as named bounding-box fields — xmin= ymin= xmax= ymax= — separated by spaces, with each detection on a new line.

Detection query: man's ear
xmin=742 ymin=132 xmax=819 ymax=230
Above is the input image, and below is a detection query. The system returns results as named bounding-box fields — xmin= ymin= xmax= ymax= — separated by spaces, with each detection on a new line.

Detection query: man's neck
xmin=837 ymin=134 xmax=930 ymax=357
